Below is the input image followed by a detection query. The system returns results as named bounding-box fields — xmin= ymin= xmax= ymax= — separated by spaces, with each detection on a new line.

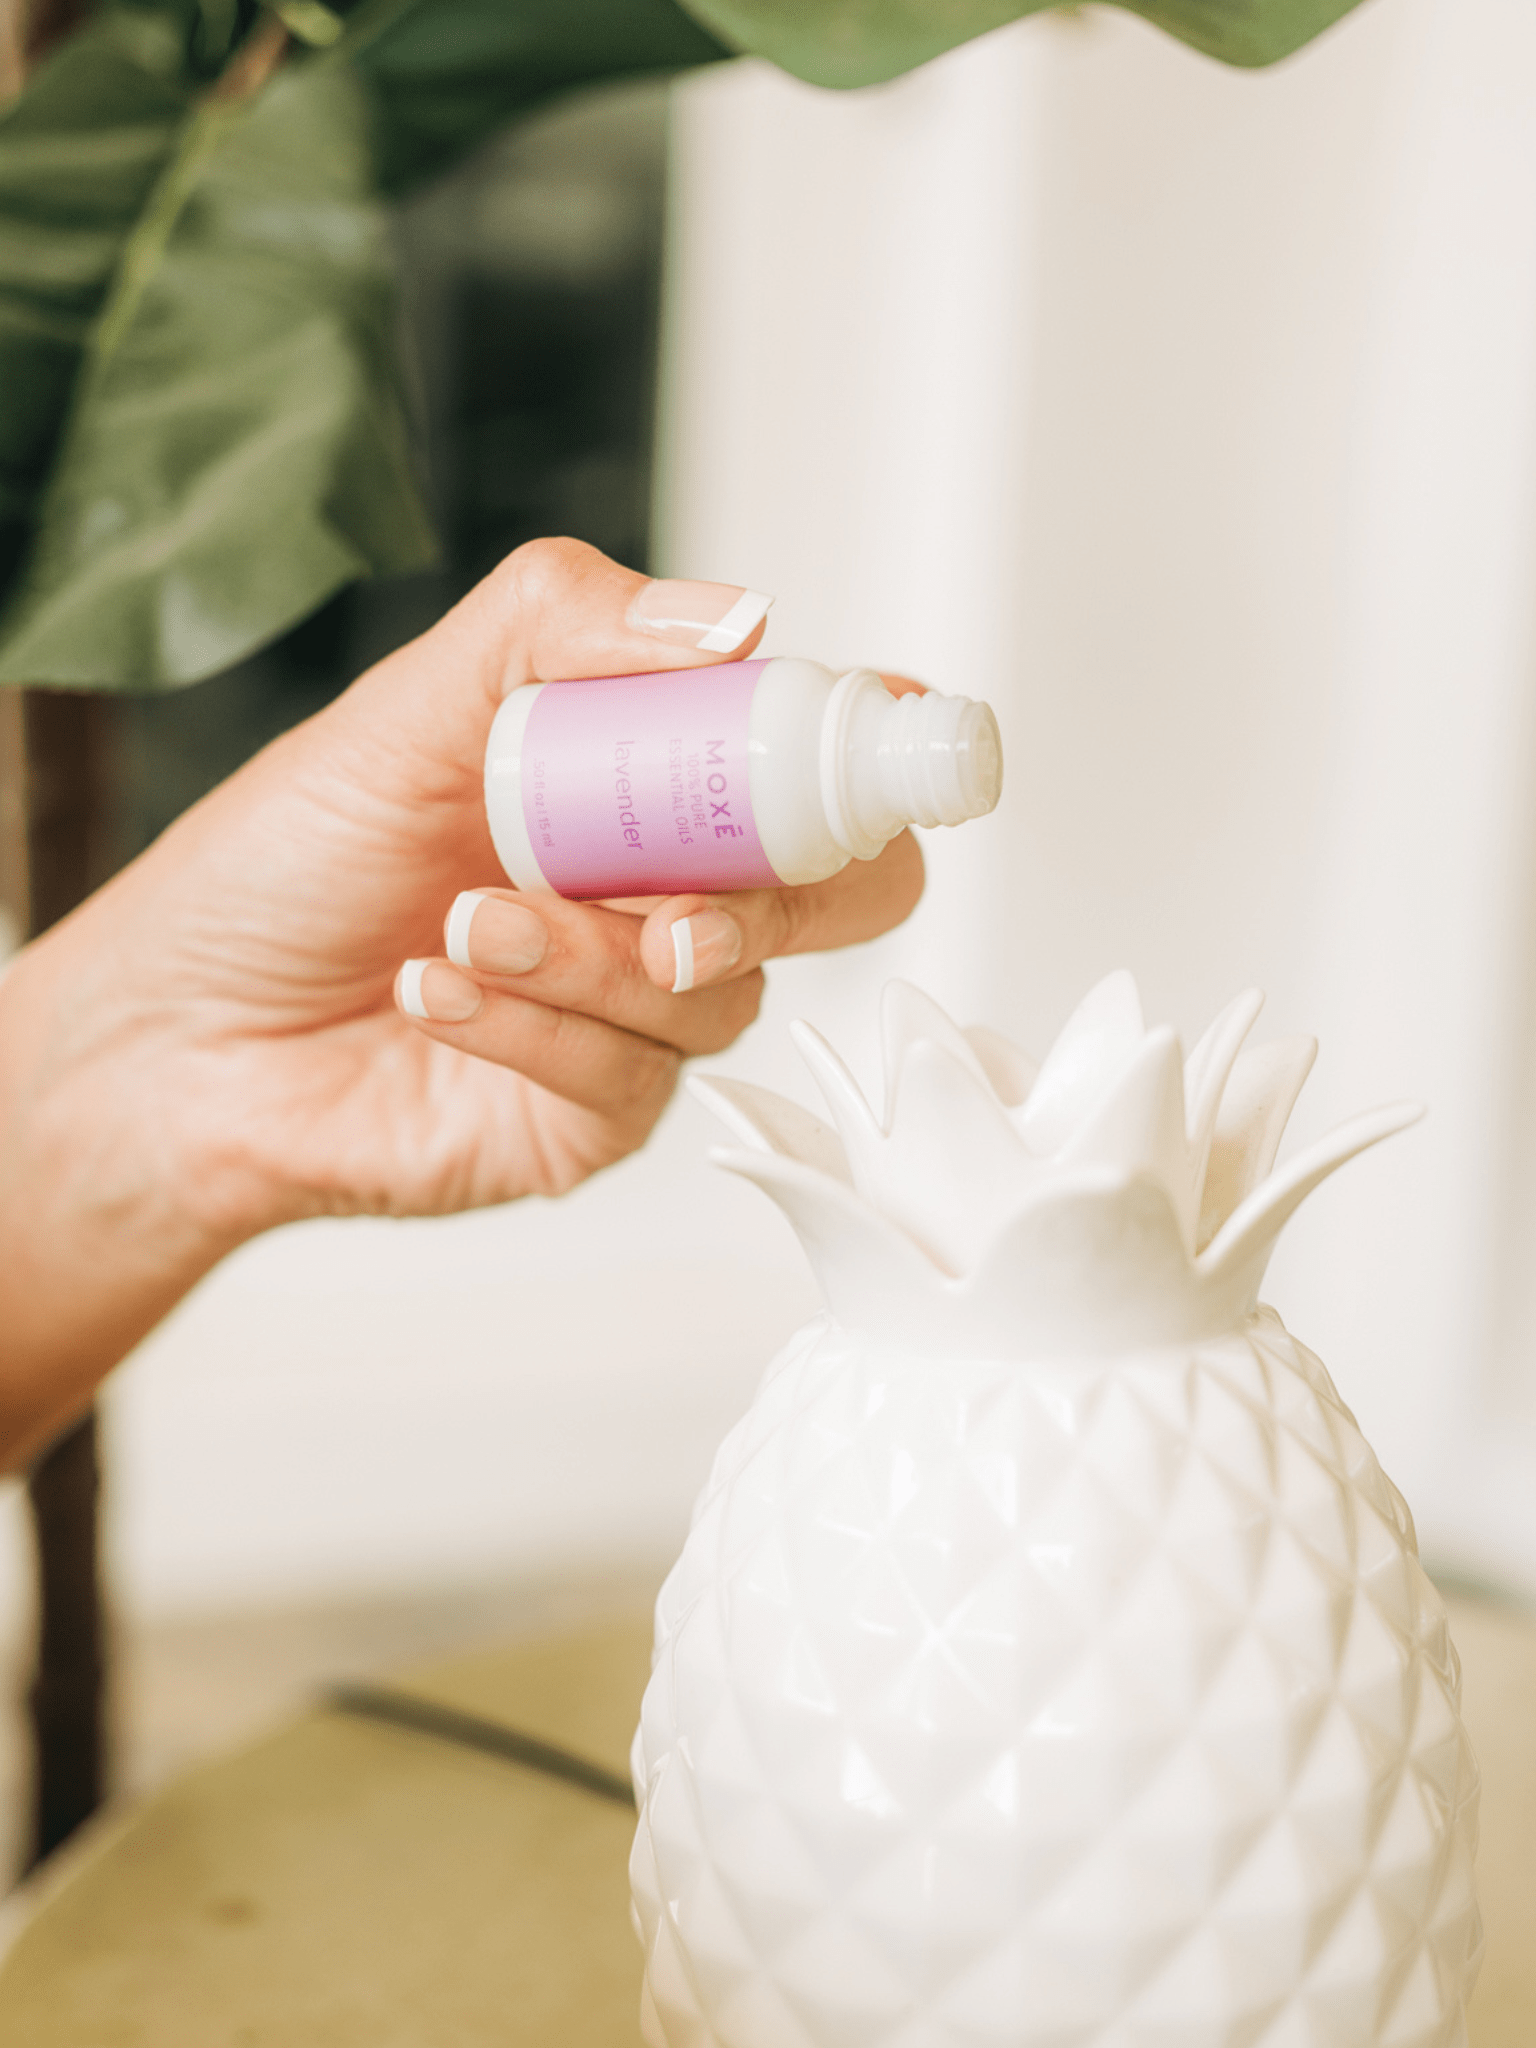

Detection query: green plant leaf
xmin=0 ymin=45 xmax=437 ymax=688
xmin=0 ymin=5 xmax=194 ymax=602
xmin=349 ymin=0 xmax=731 ymax=197
xmin=0 ymin=0 xmax=1352 ymax=695
xmin=0 ymin=0 xmax=731 ymax=691
xmin=675 ymin=0 xmax=1368 ymax=84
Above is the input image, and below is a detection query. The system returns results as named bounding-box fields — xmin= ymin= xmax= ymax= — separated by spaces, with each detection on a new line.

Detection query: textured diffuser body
xmin=630 ymin=976 xmax=1481 ymax=2048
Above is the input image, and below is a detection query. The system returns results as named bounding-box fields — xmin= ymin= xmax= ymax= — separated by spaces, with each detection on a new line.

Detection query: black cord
xmin=326 ymin=1681 xmax=636 ymax=1810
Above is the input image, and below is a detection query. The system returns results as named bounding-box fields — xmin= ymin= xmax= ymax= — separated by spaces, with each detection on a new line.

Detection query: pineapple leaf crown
xmin=693 ymin=973 xmax=1419 ymax=1358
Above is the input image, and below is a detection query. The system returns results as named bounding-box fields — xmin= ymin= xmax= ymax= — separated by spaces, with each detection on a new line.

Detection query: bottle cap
xmin=882 ymin=688 xmax=1004 ymax=829
xmin=822 ymin=670 xmax=1005 ymax=860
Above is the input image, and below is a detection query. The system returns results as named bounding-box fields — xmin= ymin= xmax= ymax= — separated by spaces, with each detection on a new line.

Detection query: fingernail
xmin=670 ymin=909 xmax=742 ymax=993
xmin=446 ymin=891 xmax=548 ymax=975
xmin=629 ymin=580 xmax=773 ymax=655
xmin=398 ymin=959 xmax=483 ymax=1023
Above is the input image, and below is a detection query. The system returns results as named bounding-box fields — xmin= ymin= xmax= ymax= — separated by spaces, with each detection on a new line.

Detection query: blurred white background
xmin=5 ymin=0 xmax=1536 ymax=1641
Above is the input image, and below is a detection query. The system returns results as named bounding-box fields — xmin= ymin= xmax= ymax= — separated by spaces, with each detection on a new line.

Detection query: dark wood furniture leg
xmin=12 ymin=690 xmax=118 ymax=1868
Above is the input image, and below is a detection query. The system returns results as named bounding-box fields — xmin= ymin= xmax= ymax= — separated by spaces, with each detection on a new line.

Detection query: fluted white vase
xmin=631 ymin=974 xmax=1482 ymax=2048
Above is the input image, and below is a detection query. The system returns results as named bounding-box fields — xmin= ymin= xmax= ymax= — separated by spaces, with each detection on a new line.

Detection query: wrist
xmin=0 ymin=913 xmax=260 ymax=1466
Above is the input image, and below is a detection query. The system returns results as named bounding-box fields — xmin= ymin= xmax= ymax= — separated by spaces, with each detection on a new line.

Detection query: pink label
xmin=520 ymin=661 xmax=781 ymax=898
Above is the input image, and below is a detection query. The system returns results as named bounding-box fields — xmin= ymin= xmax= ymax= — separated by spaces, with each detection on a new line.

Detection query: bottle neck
xmin=819 ymin=670 xmax=1004 ymax=860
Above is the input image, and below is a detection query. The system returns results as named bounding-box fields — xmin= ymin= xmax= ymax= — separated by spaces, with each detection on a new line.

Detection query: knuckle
xmin=729 ymin=968 xmax=766 ymax=1033
xmin=593 ymin=917 xmax=642 ymax=1009
xmin=548 ymin=907 xmax=640 ymax=1013
xmin=628 ymin=1037 xmax=682 ymax=1103
xmin=690 ymin=971 xmax=765 ymax=1053
xmin=768 ymin=885 xmax=810 ymax=958
xmin=546 ymin=1003 xmax=674 ymax=1105
xmin=500 ymin=536 xmax=596 ymax=629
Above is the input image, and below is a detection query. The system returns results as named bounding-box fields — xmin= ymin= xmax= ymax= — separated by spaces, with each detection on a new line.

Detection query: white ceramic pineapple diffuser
xmin=630 ymin=973 xmax=1482 ymax=2048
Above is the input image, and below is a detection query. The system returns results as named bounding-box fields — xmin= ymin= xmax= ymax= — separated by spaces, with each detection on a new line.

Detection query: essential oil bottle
xmin=483 ymin=657 xmax=1004 ymax=900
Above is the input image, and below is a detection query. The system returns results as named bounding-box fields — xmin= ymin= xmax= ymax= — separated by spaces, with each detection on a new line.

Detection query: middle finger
xmin=441 ymin=886 xmax=764 ymax=1056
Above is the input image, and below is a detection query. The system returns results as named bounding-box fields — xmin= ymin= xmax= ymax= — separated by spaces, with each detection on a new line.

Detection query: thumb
xmin=337 ymin=539 xmax=773 ymax=772
xmin=443 ymin=537 xmax=770 ymax=705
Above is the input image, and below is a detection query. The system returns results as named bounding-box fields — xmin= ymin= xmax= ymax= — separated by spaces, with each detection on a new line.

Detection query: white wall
xmin=660 ymin=0 xmax=1536 ymax=1589
xmin=8 ymin=0 xmax=1536 ymax=1623
xmin=89 ymin=1110 xmax=823 ymax=1615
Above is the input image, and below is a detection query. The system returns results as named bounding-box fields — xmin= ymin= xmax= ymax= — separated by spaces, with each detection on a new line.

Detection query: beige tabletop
xmin=0 ymin=1593 xmax=1529 ymax=2045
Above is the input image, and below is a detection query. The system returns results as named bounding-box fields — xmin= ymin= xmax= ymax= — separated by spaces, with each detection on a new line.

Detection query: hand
xmin=0 ymin=540 xmax=924 ymax=1462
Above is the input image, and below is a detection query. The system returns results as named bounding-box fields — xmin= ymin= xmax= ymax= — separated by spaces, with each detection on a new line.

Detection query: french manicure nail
xmin=446 ymin=891 xmax=548 ymax=975
xmin=670 ymin=909 xmax=743 ymax=993
xmin=629 ymin=579 xmax=773 ymax=655
xmin=398 ymin=959 xmax=483 ymax=1024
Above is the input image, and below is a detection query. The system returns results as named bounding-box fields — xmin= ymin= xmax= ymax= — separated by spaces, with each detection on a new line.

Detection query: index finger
xmin=638 ymin=667 xmax=931 ymax=991
xmin=638 ymin=830 xmax=925 ymax=993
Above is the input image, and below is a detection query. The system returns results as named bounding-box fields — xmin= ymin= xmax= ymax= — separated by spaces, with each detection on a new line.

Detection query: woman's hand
xmin=0 ymin=540 xmax=924 ymax=1462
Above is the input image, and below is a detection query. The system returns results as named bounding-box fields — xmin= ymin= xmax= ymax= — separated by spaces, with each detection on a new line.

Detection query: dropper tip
xmin=959 ymin=701 xmax=1004 ymax=817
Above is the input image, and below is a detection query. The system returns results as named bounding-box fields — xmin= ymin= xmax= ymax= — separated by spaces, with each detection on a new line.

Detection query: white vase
xmin=630 ymin=974 xmax=1482 ymax=2048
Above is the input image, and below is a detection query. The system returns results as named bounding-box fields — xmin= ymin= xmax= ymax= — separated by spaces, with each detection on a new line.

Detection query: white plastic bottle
xmin=483 ymin=657 xmax=1003 ymax=899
